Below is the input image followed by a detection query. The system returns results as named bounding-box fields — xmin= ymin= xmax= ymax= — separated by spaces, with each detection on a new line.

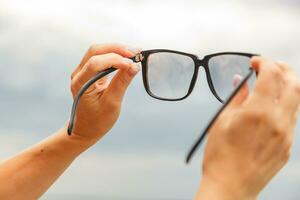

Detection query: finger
xmin=279 ymin=71 xmax=300 ymax=116
xmin=279 ymin=78 xmax=300 ymax=142
xmin=89 ymin=79 xmax=111 ymax=97
xmin=71 ymin=53 xmax=133 ymax=95
xmin=276 ymin=61 xmax=299 ymax=114
xmin=83 ymin=76 xmax=111 ymax=97
xmin=251 ymin=56 xmax=284 ymax=101
xmin=227 ymin=74 xmax=250 ymax=109
xmin=96 ymin=76 xmax=109 ymax=87
xmin=275 ymin=60 xmax=291 ymax=73
xmin=71 ymin=43 xmax=141 ymax=79
xmin=269 ymin=61 xmax=299 ymax=140
xmin=102 ymin=64 xmax=140 ymax=103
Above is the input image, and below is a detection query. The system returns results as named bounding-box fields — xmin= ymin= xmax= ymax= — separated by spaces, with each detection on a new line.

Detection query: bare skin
xmin=0 ymin=44 xmax=299 ymax=200
xmin=197 ymin=58 xmax=300 ymax=200
xmin=0 ymin=44 xmax=141 ymax=200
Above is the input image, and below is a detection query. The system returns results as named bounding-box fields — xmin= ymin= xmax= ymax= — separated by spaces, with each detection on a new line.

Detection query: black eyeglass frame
xmin=137 ymin=49 xmax=257 ymax=103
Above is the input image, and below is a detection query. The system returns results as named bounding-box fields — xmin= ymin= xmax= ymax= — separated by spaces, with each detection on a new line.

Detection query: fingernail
xmin=129 ymin=64 xmax=140 ymax=75
xmin=122 ymin=58 xmax=134 ymax=65
xmin=232 ymin=74 xmax=243 ymax=87
xmin=126 ymin=46 xmax=142 ymax=54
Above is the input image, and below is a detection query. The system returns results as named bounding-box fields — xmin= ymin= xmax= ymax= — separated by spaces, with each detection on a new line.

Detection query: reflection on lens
xmin=208 ymin=55 xmax=255 ymax=101
xmin=147 ymin=52 xmax=195 ymax=99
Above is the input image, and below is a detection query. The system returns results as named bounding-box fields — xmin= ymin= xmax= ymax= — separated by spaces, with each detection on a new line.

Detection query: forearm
xmin=196 ymin=177 xmax=256 ymax=200
xmin=0 ymin=125 xmax=89 ymax=200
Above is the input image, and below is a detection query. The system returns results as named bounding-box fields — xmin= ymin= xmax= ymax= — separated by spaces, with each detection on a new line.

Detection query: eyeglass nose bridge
xmin=193 ymin=57 xmax=224 ymax=103
xmin=195 ymin=58 xmax=206 ymax=68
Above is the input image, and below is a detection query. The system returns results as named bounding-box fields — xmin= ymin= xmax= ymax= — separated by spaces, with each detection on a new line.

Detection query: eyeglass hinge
xmin=134 ymin=53 xmax=144 ymax=62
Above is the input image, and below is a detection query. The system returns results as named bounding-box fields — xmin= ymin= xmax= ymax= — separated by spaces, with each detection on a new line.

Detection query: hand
xmin=197 ymin=57 xmax=300 ymax=200
xmin=69 ymin=43 xmax=140 ymax=147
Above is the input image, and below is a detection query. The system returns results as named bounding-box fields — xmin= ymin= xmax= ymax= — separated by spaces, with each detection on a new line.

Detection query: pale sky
xmin=0 ymin=0 xmax=299 ymax=199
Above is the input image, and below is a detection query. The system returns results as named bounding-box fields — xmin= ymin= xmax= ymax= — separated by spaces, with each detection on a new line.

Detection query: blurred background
xmin=0 ymin=0 xmax=299 ymax=199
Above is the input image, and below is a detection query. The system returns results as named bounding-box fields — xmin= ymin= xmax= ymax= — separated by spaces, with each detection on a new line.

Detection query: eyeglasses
xmin=134 ymin=49 xmax=257 ymax=103
xmin=67 ymin=49 xmax=258 ymax=162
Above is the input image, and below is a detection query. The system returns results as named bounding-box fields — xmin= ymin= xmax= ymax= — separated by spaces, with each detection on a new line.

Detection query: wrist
xmin=58 ymin=125 xmax=95 ymax=155
xmin=196 ymin=176 xmax=256 ymax=200
xmin=71 ymin=120 xmax=109 ymax=147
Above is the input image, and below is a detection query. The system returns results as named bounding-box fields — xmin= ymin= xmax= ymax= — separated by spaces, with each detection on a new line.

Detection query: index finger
xmin=251 ymin=56 xmax=284 ymax=102
xmin=279 ymin=66 xmax=300 ymax=115
xmin=71 ymin=43 xmax=140 ymax=79
xmin=71 ymin=53 xmax=134 ymax=95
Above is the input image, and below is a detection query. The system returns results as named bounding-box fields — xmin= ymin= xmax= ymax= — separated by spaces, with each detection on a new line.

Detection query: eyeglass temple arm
xmin=67 ymin=55 xmax=141 ymax=135
xmin=185 ymin=69 xmax=254 ymax=164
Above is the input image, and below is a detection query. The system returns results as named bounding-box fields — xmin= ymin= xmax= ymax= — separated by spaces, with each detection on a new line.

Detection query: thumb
xmin=227 ymin=74 xmax=249 ymax=109
xmin=103 ymin=64 xmax=140 ymax=102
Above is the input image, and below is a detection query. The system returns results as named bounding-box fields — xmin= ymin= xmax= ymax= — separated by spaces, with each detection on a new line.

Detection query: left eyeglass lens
xmin=146 ymin=52 xmax=195 ymax=100
xmin=208 ymin=54 xmax=255 ymax=101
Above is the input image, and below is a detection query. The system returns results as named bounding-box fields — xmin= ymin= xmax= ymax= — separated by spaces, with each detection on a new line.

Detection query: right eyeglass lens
xmin=146 ymin=52 xmax=195 ymax=100
xmin=208 ymin=54 xmax=255 ymax=101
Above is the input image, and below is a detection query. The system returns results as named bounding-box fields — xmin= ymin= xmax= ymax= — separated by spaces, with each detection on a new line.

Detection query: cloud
xmin=0 ymin=0 xmax=300 ymax=199
xmin=0 ymin=130 xmax=201 ymax=199
xmin=46 ymin=152 xmax=200 ymax=199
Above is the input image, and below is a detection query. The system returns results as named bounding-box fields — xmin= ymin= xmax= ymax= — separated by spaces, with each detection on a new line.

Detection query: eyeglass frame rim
xmin=136 ymin=49 xmax=258 ymax=103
